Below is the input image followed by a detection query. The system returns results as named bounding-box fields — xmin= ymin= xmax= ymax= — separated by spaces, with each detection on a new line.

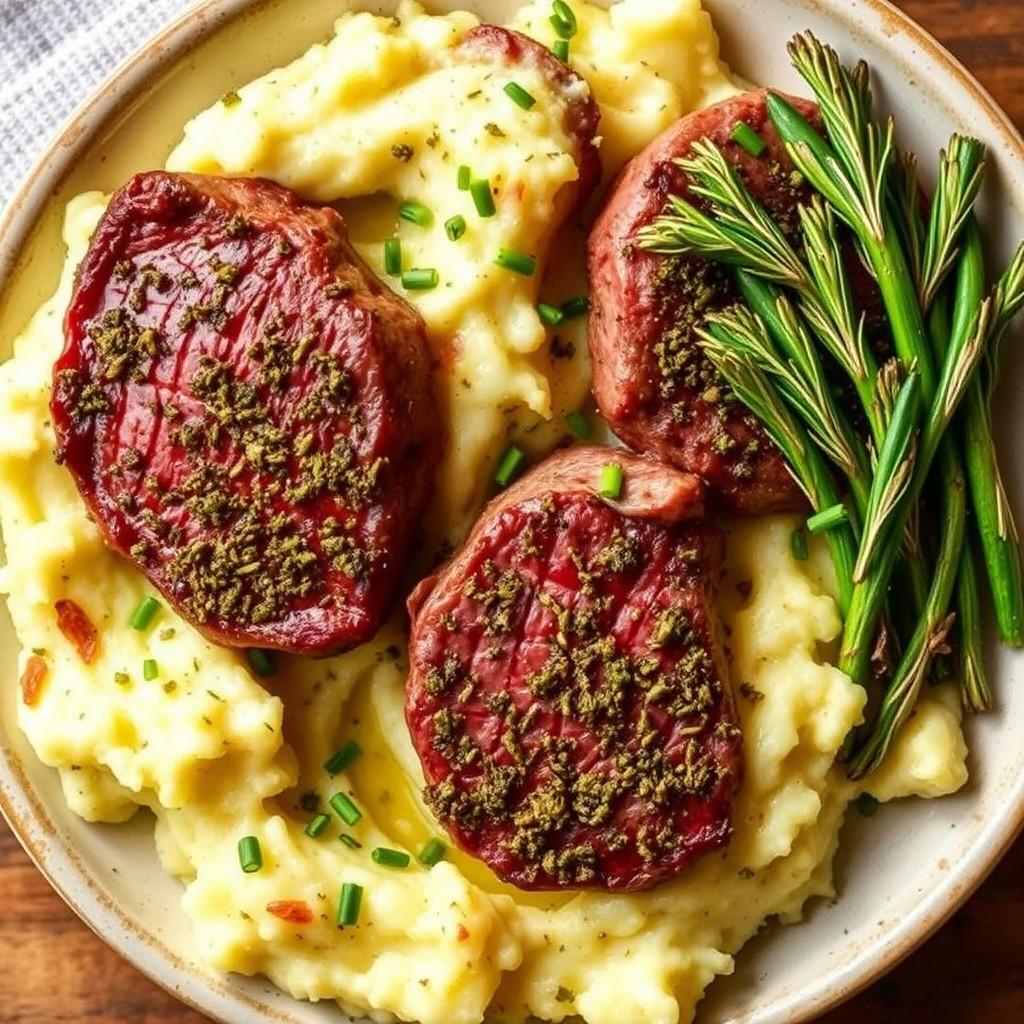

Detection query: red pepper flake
xmin=456 ymin=924 xmax=470 ymax=941
xmin=55 ymin=599 xmax=99 ymax=664
xmin=20 ymin=655 xmax=48 ymax=706
xmin=266 ymin=900 xmax=314 ymax=924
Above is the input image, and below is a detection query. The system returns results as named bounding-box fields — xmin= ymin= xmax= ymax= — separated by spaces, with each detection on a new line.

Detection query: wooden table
xmin=2 ymin=1 xmax=1022 ymax=1021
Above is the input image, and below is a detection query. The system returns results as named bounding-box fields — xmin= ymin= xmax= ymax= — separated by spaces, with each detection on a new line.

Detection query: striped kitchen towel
xmin=0 ymin=0 xmax=196 ymax=207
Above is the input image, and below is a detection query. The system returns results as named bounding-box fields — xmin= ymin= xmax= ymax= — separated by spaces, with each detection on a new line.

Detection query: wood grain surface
xmin=1 ymin=1 xmax=1022 ymax=1022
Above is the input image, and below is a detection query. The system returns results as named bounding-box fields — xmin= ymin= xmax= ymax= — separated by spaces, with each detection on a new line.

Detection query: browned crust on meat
xmin=587 ymin=89 xmax=820 ymax=515
xmin=406 ymin=447 xmax=742 ymax=891
xmin=53 ymin=171 xmax=441 ymax=656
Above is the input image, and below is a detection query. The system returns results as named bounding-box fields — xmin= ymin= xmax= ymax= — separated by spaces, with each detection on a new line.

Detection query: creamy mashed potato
xmin=0 ymin=2 xmax=968 ymax=1024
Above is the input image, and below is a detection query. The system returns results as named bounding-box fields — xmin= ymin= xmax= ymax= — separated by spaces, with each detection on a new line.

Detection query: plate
xmin=1 ymin=1 xmax=1022 ymax=1022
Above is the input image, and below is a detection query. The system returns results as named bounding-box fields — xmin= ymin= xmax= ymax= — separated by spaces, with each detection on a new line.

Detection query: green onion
xmin=402 ymin=268 xmax=439 ymax=291
xmin=457 ymin=164 xmax=471 ymax=190
xmin=371 ymin=847 xmax=411 ymax=869
xmin=324 ymin=741 xmax=362 ymax=775
xmin=494 ymin=248 xmax=536 ymax=276
xmin=806 ymin=503 xmax=847 ymax=534
xmin=238 ymin=835 xmax=263 ymax=873
xmin=470 ymin=178 xmax=496 ymax=218
xmin=504 ymin=82 xmax=536 ymax=110
xmin=417 ymin=838 xmax=447 ymax=867
xmin=143 ymin=658 xmax=158 ymax=681
xmin=339 ymin=833 xmax=362 ymax=850
xmin=565 ymin=411 xmax=591 ymax=439
xmin=599 ymin=462 xmax=624 ymax=500
xmin=130 ymin=596 xmax=161 ymax=631
xmin=730 ymin=120 xmax=767 ymax=157
xmin=329 ymin=791 xmax=362 ymax=826
xmin=550 ymin=0 xmax=578 ymax=39
xmin=560 ymin=295 xmax=589 ymax=318
xmin=247 ymin=649 xmax=275 ymax=678
xmin=537 ymin=302 xmax=565 ymax=326
xmin=445 ymin=214 xmax=467 ymax=241
xmin=337 ymin=882 xmax=362 ymax=927
xmin=855 ymin=793 xmax=880 ymax=817
xmin=305 ymin=813 xmax=331 ymax=838
xmin=494 ymin=445 xmax=526 ymax=488
xmin=383 ymin=237 xmax=402 ymax=276
xmin=552 ymin=39 xmax=569 ymax=62
xmin=398 ymin=201 xmax=434 ymax=228
xmin=790 ymin=529 xmax=809 ymax=561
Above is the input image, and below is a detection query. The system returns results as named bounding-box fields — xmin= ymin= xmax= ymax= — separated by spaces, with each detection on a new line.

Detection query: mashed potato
xmin=0 ymin=2 xmax=967 ymax=1023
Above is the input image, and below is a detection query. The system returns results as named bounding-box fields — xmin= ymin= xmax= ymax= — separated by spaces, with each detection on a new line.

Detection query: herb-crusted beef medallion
xmin=406 ymin=447 xmax=742 ymax=891
xmin=587 ymin=89 xmax=823 ymax=515
xmin=52 ymin=171 xmax=441 ymax=656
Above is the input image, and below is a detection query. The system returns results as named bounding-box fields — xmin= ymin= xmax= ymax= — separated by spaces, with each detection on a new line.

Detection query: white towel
xmin=0 ymin=0 xmax=196 ymax=208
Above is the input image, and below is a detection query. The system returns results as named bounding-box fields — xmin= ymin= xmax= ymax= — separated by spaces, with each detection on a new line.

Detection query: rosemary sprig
xmin=957 ymin=536 xmax=993 ymax=712
xmin=891 ymin=150 xmax=926 ymax=292
xmin=837 ymin=275 xmax=992 ymax=689
xmin=798 ymin=197 xmax=884 ymax=439
xmin=920 ymin=136 xmax=987 ymax=312
xmin=699 ymin=315 xmax=857 ymax=613
xmin=849 ymin=447 xmax=965 ymax=777
xmin=636 ymin=135 xmax=929 ymax=612
xmin=733 ymin=273 xmax=872 ymax=520
xmin=767 ymin=72 xmax=935 ymax=398
xmin=959 ymin=227 xmax=1024 ymax=644
xmin=679 ymin=140 xmax=811 ymax=287
xmin=925 ymin=287 xmax=991 ymax=706
xmin=852 ymin=371 xmax=919 ymax=582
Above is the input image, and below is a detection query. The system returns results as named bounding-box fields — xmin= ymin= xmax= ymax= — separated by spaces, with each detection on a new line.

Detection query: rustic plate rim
xmin=0 ymin=1 xmax=1022 ymax=1022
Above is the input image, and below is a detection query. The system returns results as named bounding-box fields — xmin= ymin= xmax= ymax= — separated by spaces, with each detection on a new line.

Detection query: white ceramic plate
xmin=1 ymin=1 xmax=1022 ymax=1022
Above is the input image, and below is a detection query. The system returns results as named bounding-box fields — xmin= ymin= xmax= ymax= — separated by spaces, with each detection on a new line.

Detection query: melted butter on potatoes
xmin=0 ymin=2 xmax=968 ymax=1024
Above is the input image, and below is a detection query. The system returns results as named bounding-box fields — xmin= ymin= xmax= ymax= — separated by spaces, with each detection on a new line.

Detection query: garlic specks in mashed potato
xmin=0 ymin=2 xmax=968 ymax=1024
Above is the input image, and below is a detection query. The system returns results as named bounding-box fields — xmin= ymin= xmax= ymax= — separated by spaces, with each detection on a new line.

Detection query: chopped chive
xmin=383 ymin=237 xmax=402 ymax=276
xmin=142 ymin=658 xmax=159 ymax=681
xmin=238 ymin=835 xmax=262 ymax=873
xmin=329 ymin=791 xmax=362 ymax=826
xmin=806 ymin=503 xmax=848 ymax=534
xmin=494 ymin=248 xmax=536 ymax=276
xmin=504 ymin=81 xmax=537 ymax=110
xmin=247 ymin=649 xmax=275 ymax=678
xmin=495 ymin=445 xmax=526 ymax=488
xmin=398 ymin=200 xmax=434 ymax=227
xmin=561 ymin=295 xmax=589 ymax=319
xmin=305 ymin=813 xmax=331 ymax=838
xmin=552 ymin=39 xmax=569 ymax=62
xmin=371 ymin=847 xmax=411 ymax=869
xmin=855 ymin=793 xmax=880 ymax=817
xmin=417 ymin=838 xmax=447 ymax=866
xmin=445 ymin=214 xmax=467 ymax=241
xmin=550 ymin=0 xmax=578 ymax=39
xmin=599 ymin=462 xmax=624 ymax=500
xmin=730 ymin=120 xmax=766 ymax=157
xmin=339 ymin=833 xmax=362 ymax=850
xmin=337 ymin=882 xmax=362 ymax=927
xmin=537 ymin=302 xmax=565 ymax=326
xmin=130 ymin=596 xmax=161 ymax=631
xmin=565 ymin=411 xmax=591 ymax=439
xmin=457 ymin=164 xmax=472 ymax=190
xmin=324 ymin=740 xmax=362 ymax=775
xmin=470 ymin=178 xmax=496 ymax=218
xmin=790 ymin=529 xmax=809 ymax=561
xmin=402 ymin=267 xmax=439 ymax=291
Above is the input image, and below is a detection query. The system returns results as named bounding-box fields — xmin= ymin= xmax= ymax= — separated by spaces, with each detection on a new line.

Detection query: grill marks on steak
xmin=406 ymin=448 xmax=741 ymax=891
xmin=52 ymin=171 xmax=440 ymax=656
xmin=587 ymin=89 xmax=822 ymax=515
